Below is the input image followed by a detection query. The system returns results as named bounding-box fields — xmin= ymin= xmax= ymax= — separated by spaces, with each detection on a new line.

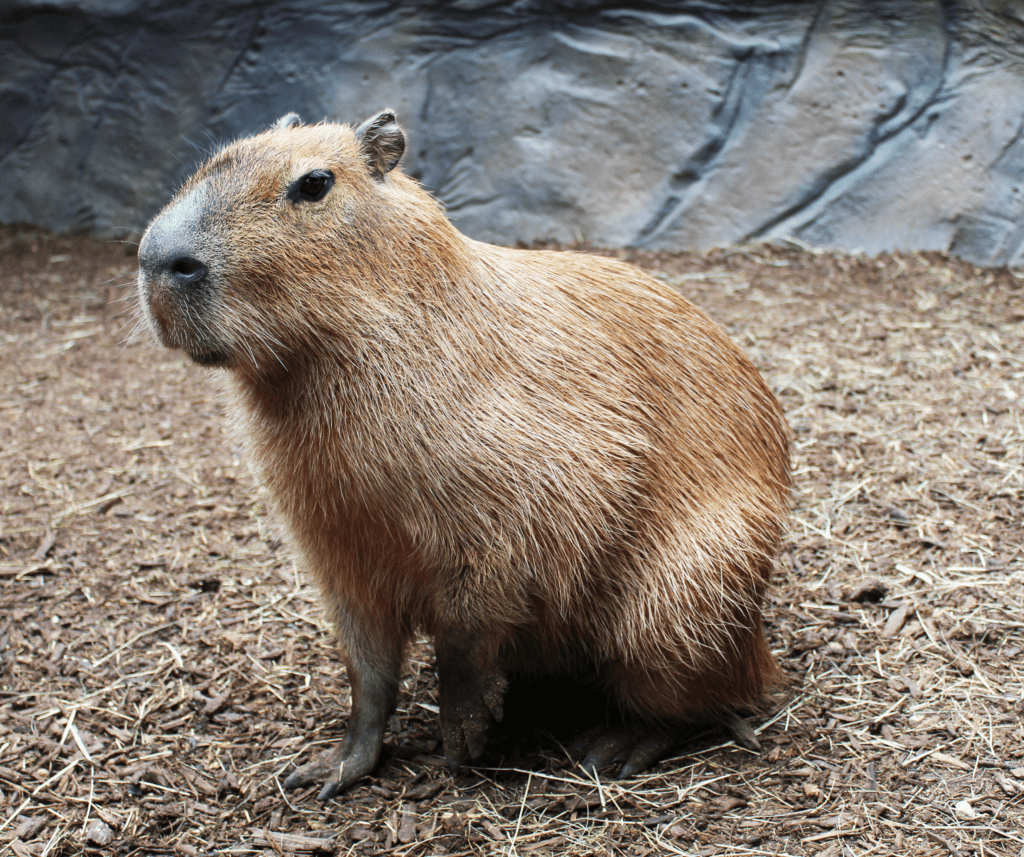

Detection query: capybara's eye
xmin=288 ymin=170 xmax=335 ymax=203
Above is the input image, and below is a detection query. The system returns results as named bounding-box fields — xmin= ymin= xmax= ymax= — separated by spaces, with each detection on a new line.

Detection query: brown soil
xmin=1 ymin=225 xmax=1022 ymax=857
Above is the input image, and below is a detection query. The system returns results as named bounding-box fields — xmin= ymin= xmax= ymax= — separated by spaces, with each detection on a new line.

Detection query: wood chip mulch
xmin=1 ymin=226 xmax=1022 ymax=856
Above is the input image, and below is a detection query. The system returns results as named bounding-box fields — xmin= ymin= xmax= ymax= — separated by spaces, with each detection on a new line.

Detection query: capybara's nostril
xmin=169 ymin=256 xmax=208 ymax=287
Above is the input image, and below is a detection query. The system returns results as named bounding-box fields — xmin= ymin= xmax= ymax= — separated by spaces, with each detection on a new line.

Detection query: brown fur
xmin=138 ymin=113 xmax=791 ymax=789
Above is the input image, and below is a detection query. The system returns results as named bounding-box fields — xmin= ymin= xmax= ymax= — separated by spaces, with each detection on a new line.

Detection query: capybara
xmin=137 ymin=110 xmax=791 ymax=800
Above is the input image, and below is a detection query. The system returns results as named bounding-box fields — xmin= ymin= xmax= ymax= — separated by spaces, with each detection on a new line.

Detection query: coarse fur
xmin=137 ymin=111 xmax=791 ymax=796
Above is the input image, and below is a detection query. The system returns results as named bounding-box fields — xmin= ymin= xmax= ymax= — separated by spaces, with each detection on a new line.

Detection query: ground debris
xmin=251 ymin=828 xmax=337 ymax=852
xmin=2 ymin=227 xmax=1022 ymax=856
xmin=86 ymin=818 xmax=115 ymax=846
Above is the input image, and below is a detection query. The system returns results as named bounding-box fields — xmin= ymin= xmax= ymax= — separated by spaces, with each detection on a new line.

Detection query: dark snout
xmin=138 ymin=187 xmax=229 ymax=365
xmin=138 ymin=190 xmax=211 ymax=292
xmin=138 ymin=243 xmax=209 ymax=292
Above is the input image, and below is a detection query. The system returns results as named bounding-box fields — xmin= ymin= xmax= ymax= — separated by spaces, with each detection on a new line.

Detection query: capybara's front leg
xmin=435 ymin=630 xmax=507 ymax=768
xmin=284 ymin=638 xmax=401 ymax=801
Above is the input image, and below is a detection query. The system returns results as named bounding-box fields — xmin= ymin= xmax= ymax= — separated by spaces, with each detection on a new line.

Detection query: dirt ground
xmin=1 ymin=225 xmax=1022 ymax=857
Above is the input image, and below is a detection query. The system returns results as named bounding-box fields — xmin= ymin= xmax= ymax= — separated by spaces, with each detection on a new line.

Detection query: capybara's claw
xmin=316 ymin=778 xmax=342 ymax=803
xmin=617 ymin=730 xmax=679 ymax=778
xmin=574 ymin=725 xmax=635 ymax=776
xmin=282 ymin=766 xmax=317 ymax=790
xmin=721 ymin=711 xmax=761 ymax=751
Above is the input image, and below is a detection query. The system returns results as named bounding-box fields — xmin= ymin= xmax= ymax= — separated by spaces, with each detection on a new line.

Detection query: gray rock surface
xmin=1 ymin=1 xmax=1023 ymax=264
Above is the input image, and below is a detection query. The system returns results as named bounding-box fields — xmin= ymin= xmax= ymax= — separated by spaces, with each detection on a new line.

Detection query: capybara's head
xmin=137 ymin=110 xmax=429 ymax=374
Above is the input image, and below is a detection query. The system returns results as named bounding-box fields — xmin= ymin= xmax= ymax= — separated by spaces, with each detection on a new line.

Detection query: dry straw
xmin=0 ymin=227 xmax=1021 ymax=855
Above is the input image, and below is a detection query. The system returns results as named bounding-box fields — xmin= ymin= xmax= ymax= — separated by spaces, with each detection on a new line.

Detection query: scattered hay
xmin=1 ymin=227 xmax=1021 ymax=855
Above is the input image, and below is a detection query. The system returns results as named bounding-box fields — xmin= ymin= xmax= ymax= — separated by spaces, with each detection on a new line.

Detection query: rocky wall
xmin=2 ymin=1 xmax=1023 ymax=264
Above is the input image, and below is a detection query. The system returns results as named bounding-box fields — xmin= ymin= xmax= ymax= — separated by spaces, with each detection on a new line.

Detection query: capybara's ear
xmin=354 ymin=109 xmax=405 ymax=180
xmin=272 ymin=113 xmax=301 ymax=131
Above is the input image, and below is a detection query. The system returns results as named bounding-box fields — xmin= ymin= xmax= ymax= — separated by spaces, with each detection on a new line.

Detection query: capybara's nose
xmin=138 ymin=214 xmax=209 ymax=291
xmin=139 ymin=242 xmax=209 ymax=290
xmin=168 ymin=255 xmax=208 ymax=288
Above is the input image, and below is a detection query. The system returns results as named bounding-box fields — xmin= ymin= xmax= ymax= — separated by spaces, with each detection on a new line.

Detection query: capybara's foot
xmin=439 ymin=670 xmax=507 ymax=768
xmin=572 ymin=725 xmax=678 ymax=779
xmin=572 ymin=712 xmax=762 ymax=778
xmin=283 ymin=737 xmax=381 ymax=801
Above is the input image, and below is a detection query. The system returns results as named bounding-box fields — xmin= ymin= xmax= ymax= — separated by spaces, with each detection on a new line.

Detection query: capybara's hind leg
xmin=435 ymin=630 xmax=507 ymax=768
xmin=284 ymin=633 xmax=401 ymax=801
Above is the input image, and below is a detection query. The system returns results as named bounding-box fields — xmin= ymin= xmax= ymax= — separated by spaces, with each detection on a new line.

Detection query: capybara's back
xmin=137 ymin=110 xmax=790 ymax=799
